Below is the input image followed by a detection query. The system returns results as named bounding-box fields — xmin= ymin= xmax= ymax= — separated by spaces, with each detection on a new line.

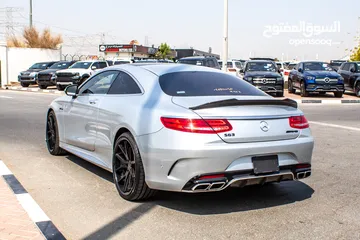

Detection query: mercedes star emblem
xmin=324 ymin=77 xmax=330 ymax=83
xmin=260 ymin=121 xmax=270 ymax=132
xmin=262 ymin=79 xmax=267 ymax=84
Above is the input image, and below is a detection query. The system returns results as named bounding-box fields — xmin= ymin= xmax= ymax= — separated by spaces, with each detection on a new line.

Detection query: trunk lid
xmin=172 ymin=96 xmax=302 ymax=143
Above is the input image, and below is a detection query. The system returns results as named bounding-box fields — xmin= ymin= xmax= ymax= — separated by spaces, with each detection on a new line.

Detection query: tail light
xmin=160 ymin=117 xmax=232 ymax=134
xmin=289 ymin=115 xmax=309 ymax=129
xmin=228 ymin=68 xmax=237 ymax=72
xmin=284 ymin=72 xmax=289 ymax=76
xmin=296 ymin=163 xmax=311 ymax=169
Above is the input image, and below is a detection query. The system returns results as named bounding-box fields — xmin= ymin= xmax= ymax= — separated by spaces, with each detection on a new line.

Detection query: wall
xmin=0 ymin=44 xmax=7 ymax=87
xmin=0 ymin=47 xmax=60 ymax=88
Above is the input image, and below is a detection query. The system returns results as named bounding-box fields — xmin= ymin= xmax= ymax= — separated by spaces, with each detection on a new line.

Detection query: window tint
xmin=98 ymin=62 xmax=108 ymax=69
xmin=207 ymin=59 xmax=215 ymax=68
xmin=349 ymin=63 xmax=356 ymax=71
xmin=108 ymin=72 xmax=142 ymax=94
xmin=159 ymin=71 xmax=266 ymax=97
xmin=79 ymin=71 xmax=119 ymax=95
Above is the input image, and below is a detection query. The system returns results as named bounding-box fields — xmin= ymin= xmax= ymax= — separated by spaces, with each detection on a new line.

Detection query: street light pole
xmin=29 ymin=0 xmax=33 ymax=28
xmin=222 ymin=0 xmax=228 ymax=72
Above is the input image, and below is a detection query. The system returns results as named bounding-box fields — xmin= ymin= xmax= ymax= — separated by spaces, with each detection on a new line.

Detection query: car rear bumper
xmin=136 ymin=128 xmax=314 ymax=192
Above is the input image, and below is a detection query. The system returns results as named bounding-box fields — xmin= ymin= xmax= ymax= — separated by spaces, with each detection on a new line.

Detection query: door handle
xmin=89 ymin=100 xmax=98 ymax=105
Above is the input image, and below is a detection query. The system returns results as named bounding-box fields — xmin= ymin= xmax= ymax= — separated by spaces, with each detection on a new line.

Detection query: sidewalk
xmin=0 ymin=160 xmax=65 ymax=240
xmin=0 ymin=177 xmax=45 ymax=240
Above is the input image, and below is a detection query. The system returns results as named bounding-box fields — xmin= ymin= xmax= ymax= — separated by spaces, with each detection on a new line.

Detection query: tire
xmin=113 ymin=132 xmax=156 ymax=201
xmin=300 ymin=82 xmax=309 ymax=97
xmin=334 ymin=91 xmax=343 ymax=98
xmin=276 ymin=91 xmax=284 ymax=97
xmin=56 ymin=85 xmax=65 ymax=91
xmin=288 ymin=79 xmax=296 ymax=94
xmin=355 ymin=83 xmax=360 ymax=98
xmin=80 ymin=76 xmax=89 ymax=85
xmin=46 ymin=111 xmax=67 ymax=156
xmin=39 ymin=85 xmax=47 ymax=89
xmin=21 ymin=82 xmax=29 ymax=87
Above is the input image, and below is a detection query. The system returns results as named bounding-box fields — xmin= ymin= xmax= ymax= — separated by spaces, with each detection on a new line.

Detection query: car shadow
xmin=65 ymin=153 xmax=314 ymax=215
xmin=152 ymin=181 xmax=314 ymax=215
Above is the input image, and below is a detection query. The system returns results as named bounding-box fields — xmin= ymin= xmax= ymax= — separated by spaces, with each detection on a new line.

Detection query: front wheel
xmin=46 ymin=111 xmax=67 ymax=155
xmin=355 ymin=83 xmax=360 ymax=97
xmin=21 ymin=82 xmax=29 ymax=87
xmin=288 ymin=80 xmax=296 ymax=94
xmin=39 ymin=85 xmax=47 ymax=89
xmin=113 ymin=132 xmax=156 ymax=201
xmin=56 ymin=85 xmax=65 ymax=91
xmin=300 ymin=82 xmax=309 ymax=97
xmin=334 ymin=91 xmax=343 ymax=98
xmin=276 ymin=91 xmax=284 ymax=97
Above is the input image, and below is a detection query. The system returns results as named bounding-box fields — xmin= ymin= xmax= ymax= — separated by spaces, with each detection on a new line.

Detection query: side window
xmin=98 ymin=62 xmax=108 ymax=69
xmin=79 ymin=71 xmax=119 ymax=95
xmin=349 ymin=63 xmax=356 ymax=72
xmin=107 ymin=72 xmax=142 ymax=95
xmin=298 ymin=63 xmax=303 ymax=71
xmin=92 ymin=62 xmax=100 ymax=69
xmin=342 ymin=63 xmax=350 ymax=71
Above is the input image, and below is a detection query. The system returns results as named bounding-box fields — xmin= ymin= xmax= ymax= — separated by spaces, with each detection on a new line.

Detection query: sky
xmin=0 ymin=0 xmax=359 ymax=61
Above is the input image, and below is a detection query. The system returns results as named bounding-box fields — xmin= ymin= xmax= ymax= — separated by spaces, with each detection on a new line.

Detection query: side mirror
xmin=350 ymin=68 xmax=355 ymax=73
xmin=91 ymin=66 xmax=97 ymax=70
xmin=65 ymin=84 xmax=78 ymax=97
xmin=298 ymin=68 xmax=303 ymax=73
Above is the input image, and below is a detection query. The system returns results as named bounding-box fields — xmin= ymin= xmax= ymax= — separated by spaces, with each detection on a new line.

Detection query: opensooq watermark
xmin=263 ymin=21 xmax=341 ymax=47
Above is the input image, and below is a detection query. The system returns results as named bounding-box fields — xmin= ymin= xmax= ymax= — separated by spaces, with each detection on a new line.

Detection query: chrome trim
xmin=184 ymin=170 xmax=295 ymax=193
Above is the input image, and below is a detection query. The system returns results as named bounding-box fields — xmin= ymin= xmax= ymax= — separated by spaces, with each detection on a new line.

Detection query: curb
xmin=3 ymin=87 xmax=63 ymax=94
xmin=295 ymin=99 xmax=360 ymax=104
xmin=0 ymin=160 xmax=66 ymax=240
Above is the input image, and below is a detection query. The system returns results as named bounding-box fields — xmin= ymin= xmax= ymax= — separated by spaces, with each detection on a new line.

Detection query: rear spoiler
xmin=189 ymin=98 xmax=298 ymax=110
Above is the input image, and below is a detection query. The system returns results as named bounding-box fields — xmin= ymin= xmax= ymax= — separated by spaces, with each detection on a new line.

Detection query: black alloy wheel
xmin=46 ymin=111 xmax=66 ymax=155
xmin=356 ymin=83 xmax=360 ymax=97
xmin=300 ymin=82 xmax=309 ymax=97
xmin=288 ymin=80 xmax=296 ymax=94
xmin=113 ymin=132 xmax=156 ymax=201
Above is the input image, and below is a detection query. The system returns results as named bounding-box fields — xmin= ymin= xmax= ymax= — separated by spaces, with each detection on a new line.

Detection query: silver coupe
xmin=46 ymin=63 xmax=314 ymax=201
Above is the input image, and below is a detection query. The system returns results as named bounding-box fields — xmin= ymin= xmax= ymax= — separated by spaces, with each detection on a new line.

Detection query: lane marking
xmin=0 ymin=96 xmax=13 ymax=99
xmin=309 ymin=121 xmax=360 ymax=132
xmin=16 ymin=194 xmax=50 ymax=222
xmin=0 ymin=160 xmax=65 ymax=239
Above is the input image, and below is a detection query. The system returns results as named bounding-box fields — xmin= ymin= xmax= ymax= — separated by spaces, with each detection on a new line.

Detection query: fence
xmin=61 ymin=54 xmax=105 ymax=61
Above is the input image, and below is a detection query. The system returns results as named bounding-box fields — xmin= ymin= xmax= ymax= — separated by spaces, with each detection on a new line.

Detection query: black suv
xmin=288 ymin=61 xmax=344 ymax=98
xmin=338 ymin=61 xmax=360 ymax=97
xmin=37 ymin=61 xmax=77 ymax=89
xmin=178 ymin=56 xmax=221 ymax=69
xmin=241 ymin=60 xmax=284 ymax=97
xmin=18 ymin=61 xmax=57 ymax=87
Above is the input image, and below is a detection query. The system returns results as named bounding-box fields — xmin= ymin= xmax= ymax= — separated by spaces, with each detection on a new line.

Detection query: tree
xmin=155 ymin=43 xmax=171 ymax=59
xmin=350 ymin=47 xmax=360 ymax=61
xmin=7 ymin=27 xmax=63 ymax=49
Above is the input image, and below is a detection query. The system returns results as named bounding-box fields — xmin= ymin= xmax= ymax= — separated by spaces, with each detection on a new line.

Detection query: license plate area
xmin=252 ymin=155 xmax=279 ymax=175
xmin=323 ymin=85 xmax=331 ymax=90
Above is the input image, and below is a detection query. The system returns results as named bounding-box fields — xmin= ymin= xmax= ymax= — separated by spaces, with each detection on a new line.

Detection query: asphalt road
xmin=0 ymin=90 xmax=359 ymax=240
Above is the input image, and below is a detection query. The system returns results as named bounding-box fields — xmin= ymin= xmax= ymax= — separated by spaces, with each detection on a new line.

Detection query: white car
xmin=108 ymin=59 xmax=134 ymax=66
xmin=218 ymin=60 xmax=242 ymax=77
xmin=55 ymin=60 xmax=108 ymax=90
xmin=276 ymin=62 xmax=286 ymax=75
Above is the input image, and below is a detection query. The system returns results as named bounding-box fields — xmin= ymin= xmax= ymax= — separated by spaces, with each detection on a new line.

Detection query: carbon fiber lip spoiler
xmin=189 ymin=98 xmax=298 ymax=110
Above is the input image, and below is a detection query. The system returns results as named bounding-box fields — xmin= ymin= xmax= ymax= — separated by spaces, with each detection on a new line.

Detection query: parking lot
xmin=0 ymin=90 xmax=359 ymax=239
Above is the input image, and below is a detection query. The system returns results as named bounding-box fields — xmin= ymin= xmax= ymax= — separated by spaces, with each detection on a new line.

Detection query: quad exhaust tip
xmin=296 ymin=171 xmax=311 ymax=179
xmin=192 ymin=182 xmax=226 ymax=191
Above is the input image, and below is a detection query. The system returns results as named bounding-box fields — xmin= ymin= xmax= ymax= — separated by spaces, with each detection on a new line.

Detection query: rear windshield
xmin=159 ymin=71 xmax=266 ymax=97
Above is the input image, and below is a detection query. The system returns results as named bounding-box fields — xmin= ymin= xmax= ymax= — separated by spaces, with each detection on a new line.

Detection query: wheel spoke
xmin=118 ymin=143 xmax=128 ymax=160
xmin=117 ymin=172 xmax=127 ymax=183
xmin=115 ymin=153 xmax=127 ymax=167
